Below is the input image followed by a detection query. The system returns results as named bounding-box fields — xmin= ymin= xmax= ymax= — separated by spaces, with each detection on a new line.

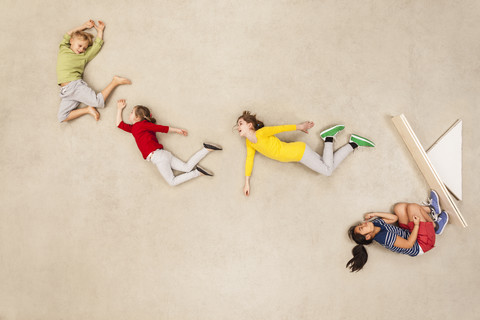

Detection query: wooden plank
xmin=392 ymin=114 xmax=467 ymax=228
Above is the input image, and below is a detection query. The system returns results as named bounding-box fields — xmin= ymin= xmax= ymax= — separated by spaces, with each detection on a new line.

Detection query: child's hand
xmin=176 ymin=128 xmax=188 ymax=136
xmin=83 ymin=20 xmax=94 ymax=29
xmin=243 ymin=184 xmax=250 ymax=196
xmin=94 ymin=20 xmax=105 ymax=31
xmin=364 ymin=213 xmax=376 ymax=221
xmin=297 ymin=121 xmax=314 ymax=133
xmin=117 ymin=99 xmax=126 ymax=110
xmin=413 ymin=215 xmax=420 ymax=226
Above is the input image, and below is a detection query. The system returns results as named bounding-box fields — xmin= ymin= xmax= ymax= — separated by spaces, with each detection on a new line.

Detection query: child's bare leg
xmin=101 ymin=76 xmax=132 ymax=101
xmin=64 ymin=106 xmax=99 ymax=122
xmin=393 ymin=203 xmax=409 ymax=225
xmin=419 ymin=205 xmax=434 ymax=222
xmin=406 ymin=203 xmax=434 ymax=223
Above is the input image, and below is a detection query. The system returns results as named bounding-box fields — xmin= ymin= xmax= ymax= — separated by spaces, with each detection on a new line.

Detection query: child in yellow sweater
xmin=56 ymin=20 xmax=131 ymax=122
xmin=236 ymin=111 xmax=375 ymax=196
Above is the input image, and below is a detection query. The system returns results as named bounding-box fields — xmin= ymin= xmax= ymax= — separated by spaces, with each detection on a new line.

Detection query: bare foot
xmin=113 ymin=76 xmax=132 ymax=85
xmin=87 ymin=106 xmax=100 ymax=121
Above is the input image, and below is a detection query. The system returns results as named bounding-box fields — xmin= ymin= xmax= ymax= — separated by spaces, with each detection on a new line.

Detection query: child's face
xmin=354 ymin=221 xmax=375 ymax=240
xmin=129 ymin=108 xmax=141 ymax=123
xmin=69 ymin=37 xmax=90 ymax=54
xmin=237 ymin=118 xmax=252 ymax=137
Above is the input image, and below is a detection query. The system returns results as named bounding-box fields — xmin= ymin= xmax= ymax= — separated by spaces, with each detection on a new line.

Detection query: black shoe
xmin=196 ymin=165 xmax=213 ymax=176
xmin=203 ymin=142 xmax=222 ymax=151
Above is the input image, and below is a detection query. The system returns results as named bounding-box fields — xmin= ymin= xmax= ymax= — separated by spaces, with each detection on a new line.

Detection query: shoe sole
xmin=204 ymin=143 xmax=222 ymax=151
xmin=197 ymin=166 xmax=213 ymax=176
xmin=320 ymin=125 xmax=345 ymax=139
xmin=436 ymin=212 xmax=449 ymax=235
xmin=350 ymin=134 xmax=375 ymax=147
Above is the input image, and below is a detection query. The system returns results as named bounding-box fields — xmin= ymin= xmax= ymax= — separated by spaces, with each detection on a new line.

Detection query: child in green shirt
xmin=56 ymin=20 xmax=131 ymax=122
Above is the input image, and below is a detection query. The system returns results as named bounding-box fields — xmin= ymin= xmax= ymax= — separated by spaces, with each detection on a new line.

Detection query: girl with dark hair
xmin=236 ymin=111 xmax=375 ymax=196
xmin=116 ymin=99 xmax=222 ymax=186
xmin=346 ymin=192 xmax=449 ymax=272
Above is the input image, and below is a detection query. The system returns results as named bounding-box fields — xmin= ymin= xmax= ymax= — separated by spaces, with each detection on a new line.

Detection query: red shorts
xmin=399 ymin=221 xmax=436 ymax=253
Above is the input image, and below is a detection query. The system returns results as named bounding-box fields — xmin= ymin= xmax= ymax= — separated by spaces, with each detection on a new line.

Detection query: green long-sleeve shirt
xmin=56 ymin=33 xmax=103 ymax=84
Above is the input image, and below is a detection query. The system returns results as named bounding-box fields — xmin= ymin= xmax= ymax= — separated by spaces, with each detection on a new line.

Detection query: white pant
xmin=58 ymin=79 xmax=105 ymax=122
xmin=299 ymin=142 xmax=353 ymax=176
xmin=150 ymin=148 xmax=209 ymax=186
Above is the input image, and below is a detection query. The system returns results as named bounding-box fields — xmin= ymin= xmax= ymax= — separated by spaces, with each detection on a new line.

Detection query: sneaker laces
xmin=422 ymin=199 xmax=438 ymax=221
xmin=422 ymin=198 xmax=432 ymax=207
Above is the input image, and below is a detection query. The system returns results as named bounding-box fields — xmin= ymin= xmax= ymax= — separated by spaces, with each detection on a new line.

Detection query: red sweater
xmin=118 ymin=120 xmax=170 ymax=159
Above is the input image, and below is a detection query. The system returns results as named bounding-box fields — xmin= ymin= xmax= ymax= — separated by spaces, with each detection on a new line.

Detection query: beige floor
xmin=1 ymin=1 xmax=479 ymax=319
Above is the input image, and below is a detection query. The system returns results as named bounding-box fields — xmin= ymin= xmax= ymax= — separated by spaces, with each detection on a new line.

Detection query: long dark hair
xmin=346 ymin=225 xmax=373 ymax=272
xmin=237 ymin=111 xmax=265 ymax=131
xmin=134 ymin=105 xmax=157 ymax=123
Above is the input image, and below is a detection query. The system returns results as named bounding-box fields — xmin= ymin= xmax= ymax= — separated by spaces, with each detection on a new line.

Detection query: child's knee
xmin=322 ymin=164 xmax=333 ymax=176
xmin=406 ymin=203 xmax=420 ymax=212
xmin=393 ymin=203 xmax=407 ymax=215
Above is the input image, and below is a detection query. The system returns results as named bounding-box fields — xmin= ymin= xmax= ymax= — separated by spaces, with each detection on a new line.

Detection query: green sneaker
xmin=320 ymin=125 xmax=345 ymax=141
xmin=349 ymin=134 xmax=375 ymax=147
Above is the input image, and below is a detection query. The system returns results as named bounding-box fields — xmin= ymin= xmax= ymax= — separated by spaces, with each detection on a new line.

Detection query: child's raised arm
xmin=68 ymin=20 xmax=94 ymax=35
xmin=93 ymin=20 xmax=105 ymax=40
xmin=116 ymin=99 xmax=127 ymax=126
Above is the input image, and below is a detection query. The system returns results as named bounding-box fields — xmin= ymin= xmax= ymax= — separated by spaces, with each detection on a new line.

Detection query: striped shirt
xmin=372 ymin=218 xmax=421 ymax=257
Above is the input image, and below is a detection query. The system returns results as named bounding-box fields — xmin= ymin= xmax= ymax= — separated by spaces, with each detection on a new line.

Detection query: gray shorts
xmin=58 ymin=79 xmax=105 ymax=122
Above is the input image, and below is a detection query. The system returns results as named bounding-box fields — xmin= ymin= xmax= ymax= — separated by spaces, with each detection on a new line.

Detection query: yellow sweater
xmin=56 ymin=34 xmax=103 ymax=84
xmin=245 ymin=125 xmax=306 ymax=176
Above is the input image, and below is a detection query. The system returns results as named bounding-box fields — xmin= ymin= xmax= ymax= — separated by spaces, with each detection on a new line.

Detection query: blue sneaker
xmin=428 ymin=190 xmax=441 ymax=216
xmin=435 ymin=211 xmax=449 ymax=235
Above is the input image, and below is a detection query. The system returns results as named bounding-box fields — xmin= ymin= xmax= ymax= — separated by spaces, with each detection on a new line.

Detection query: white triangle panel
xmin=427 ymin=120 xmax=463 ymax=200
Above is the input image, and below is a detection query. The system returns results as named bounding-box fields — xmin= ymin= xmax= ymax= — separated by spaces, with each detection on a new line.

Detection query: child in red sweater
xmin=116 ymin=99 xmax=221 ymax=186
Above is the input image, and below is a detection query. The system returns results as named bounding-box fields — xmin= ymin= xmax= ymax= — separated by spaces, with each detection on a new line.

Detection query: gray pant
xmin=150 ymin=148 xmax=209 ymax=186
xmin=58 ymin=79 xmax=105 ymax=122
xmin=299 ymin=142 xmax=353 ymax=176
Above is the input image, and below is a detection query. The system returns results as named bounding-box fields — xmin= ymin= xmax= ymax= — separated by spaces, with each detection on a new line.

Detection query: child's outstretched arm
xmin=169 ymin=127 xmax=188 ymax=136
xmin=296 ymin=121 xmax=315 ymax=133
xmin=260 ymin=121 xmax=314 ymax=136
xmin=244 ymin=176 xmax=251 ymax=196
xmin=93 ymin=20 xmax=105 ymax=40
xmin=68 ymin=20 xmax=94 ymax=35
xmin=116 ymin=99 xmax=126 ymax=126
xmin=244 ymin=143 xmax=256 ymax=196
xmin=364 ymin=212 xmax=398 ymax=224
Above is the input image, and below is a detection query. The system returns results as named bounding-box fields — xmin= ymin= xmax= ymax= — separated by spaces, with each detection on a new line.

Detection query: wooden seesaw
xmin=392 ymin=114 xmax=467 ymax=228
